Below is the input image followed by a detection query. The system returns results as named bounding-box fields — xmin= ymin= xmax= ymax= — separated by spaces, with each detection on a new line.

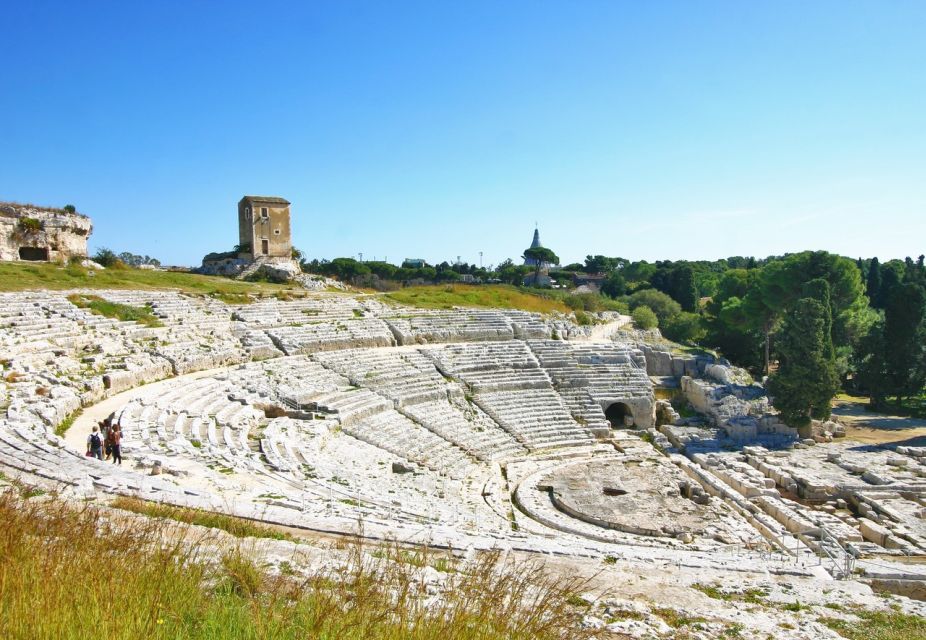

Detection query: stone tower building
xmin=237 ymin=196 xmax=291 ymax=260
xmin=523 ymin=226 xmax=547 ymax=267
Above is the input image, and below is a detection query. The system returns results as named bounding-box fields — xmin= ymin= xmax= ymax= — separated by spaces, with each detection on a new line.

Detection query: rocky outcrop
xmin=0 ymin=203 xmax=92 ymax=262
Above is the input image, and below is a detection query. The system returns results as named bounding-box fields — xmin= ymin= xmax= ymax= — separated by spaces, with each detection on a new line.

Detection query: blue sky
xmin=2 ymin=1 xmax=924 ymax=267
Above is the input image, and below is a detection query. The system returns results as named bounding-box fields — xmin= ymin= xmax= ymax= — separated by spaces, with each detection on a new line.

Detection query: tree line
xmin=302 ymin=248 xmax=925 ymax=426
xmin=562 ymin=251 xmax=925 ymax=426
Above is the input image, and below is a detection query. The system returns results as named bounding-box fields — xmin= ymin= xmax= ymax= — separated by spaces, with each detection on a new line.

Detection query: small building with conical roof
xmin=523 ymin=226 xmax=547 ymax=267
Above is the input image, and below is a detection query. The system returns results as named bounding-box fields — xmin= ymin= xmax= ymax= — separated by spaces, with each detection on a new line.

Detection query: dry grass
xmin=0 ymin=489 xmax=598 ymax=639
xmin=385 ymin=284 xmax=571 ymax=314
xmin=110 ymin=496 xmax=294 ymax=542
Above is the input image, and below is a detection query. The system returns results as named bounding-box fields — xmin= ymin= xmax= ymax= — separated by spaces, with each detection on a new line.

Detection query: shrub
xmin=574 ymin=310 xmax=592 ymax=325
xmin=63 ymin=204 xmax=77 ymax=213
xmin=17 ymin=217 xmax=43 ymax=233
xmin=92 ymin=247 xmax=119 ymax=267
xmin=632 ymin=305 xmax=658 ymax=330
xmin=626 ymin=289 xmax=681 ymax=325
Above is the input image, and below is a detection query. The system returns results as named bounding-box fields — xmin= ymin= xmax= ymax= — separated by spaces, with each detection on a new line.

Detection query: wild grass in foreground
xmin=385 ymin=284 xmax=571 ymax=314
xmin=0 ymin=490 xmax=597 ymax=640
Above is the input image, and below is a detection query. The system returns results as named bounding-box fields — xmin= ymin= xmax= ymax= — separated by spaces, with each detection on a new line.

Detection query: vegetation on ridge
xmin=385 ymin=284 xmax=571 ymax=314
xmin=0 ymin=260 xmax=297 ymax=298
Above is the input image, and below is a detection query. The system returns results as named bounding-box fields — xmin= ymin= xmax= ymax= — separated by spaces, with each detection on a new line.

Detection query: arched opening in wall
xmin=19 ymin=247 xmax=49 ymax=261
xmin=605 ymin=402 xmax=633 ymax=428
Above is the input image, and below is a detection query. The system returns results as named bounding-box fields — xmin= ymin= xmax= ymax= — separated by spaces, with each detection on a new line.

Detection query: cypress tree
xmin=767 ymin=298 xmax=839 ymax=430
xmin=866 ymin=257 xmax=881 ymax=306
xmin=876 ymin=263 xmax=901 ymax=309
xmin=675 ymin=265 xmax=699 ymax=312
xmin=802 ymin=278 xmax=834 ymax=361
xmin=883 ymin=283 xmax=926 ymax=407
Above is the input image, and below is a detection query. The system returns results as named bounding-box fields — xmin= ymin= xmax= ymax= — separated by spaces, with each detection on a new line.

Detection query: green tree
xmin=882 ymin=283 xmax=926 ymax=407
xmin=63 ymin=204 xmax=76 ymax=213
xmin=866 ymin=257 xmax=881 ymax=305
xmin=662 ymin=311 xmax=705 ymax=344
xmin=626 ymin=289 xmax=681 ymax=326
xmin=676 ymin=265 xmax=699 ymax=312
xmin=325 ymin=257 xmax=370 ymax=281
xmin=745 ymin=251 xmax=866 ymax=375
xmin=703 ymin=268 xmax=766 ymax=372
xmin=495 ymin=259 xmax=530 ymax=286
xmin=522 ymin=246 xmax=559 ymax=283
xmin=583 ymin=255 xmax=626 ymax=273
xmin=631 ymin=305 xmax=658 ymax=330
xmin=92 ymin=247 xmax=119 ymax=267
xmin=802 ymin=279 xmax=834 ymax=360
xmin=875 ymin=262 xmax=902 ymax=308
xmin=600 ymin=271 xmax=627 ymax=298
xmin=767 ymin=298 xmax=840 ymax=430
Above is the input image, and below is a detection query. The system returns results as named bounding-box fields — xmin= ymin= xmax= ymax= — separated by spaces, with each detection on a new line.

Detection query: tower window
xmin=261 ymin=207 xmax=269 ymax=219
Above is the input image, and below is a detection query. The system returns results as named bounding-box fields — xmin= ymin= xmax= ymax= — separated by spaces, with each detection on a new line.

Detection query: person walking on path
xmin=110 ymin=425 xmax=122 ymax=465
xmin=86 ymin=426 xmax=103 ymax=460
xmin=101 ymin=419 xmax=113 ymax=460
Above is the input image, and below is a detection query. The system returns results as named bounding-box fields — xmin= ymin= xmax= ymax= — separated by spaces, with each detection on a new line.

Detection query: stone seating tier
xmin=401 ymin=399 xmax=527 ymax=462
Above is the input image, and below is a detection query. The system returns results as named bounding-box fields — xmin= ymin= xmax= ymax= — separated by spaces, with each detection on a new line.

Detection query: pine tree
xmin=767 ymin=298 xmax=840 ymax=429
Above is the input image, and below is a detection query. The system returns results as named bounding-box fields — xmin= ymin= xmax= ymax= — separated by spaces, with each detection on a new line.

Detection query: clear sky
xmin=3 ymin=1 xmax=924 ymax=267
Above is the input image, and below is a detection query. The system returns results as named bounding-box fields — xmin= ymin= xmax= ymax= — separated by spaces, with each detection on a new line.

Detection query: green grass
xmin=0 ymin=490 xmax=597 ymax=640
xmin=0 ymin=261 xmax=298 ymax=299
xmin=385 ymin=284 xmax=570 ymax=314
xmin=110 ymin=496 xmax=294 ymax=542
xmin=54 ymin=407 xmax=83 ymax=437
xmin=527 ymin=287 xmax=628 ymax=313
xmin=819 ymin=608 xmax=926 ymax=640
xmin=651 ymin=606 xmax=707 ymax=628
xmin=692 ymin=583 xmax=767 ymax=604
xmin=67 ymin=293 xmax=164 ymax=327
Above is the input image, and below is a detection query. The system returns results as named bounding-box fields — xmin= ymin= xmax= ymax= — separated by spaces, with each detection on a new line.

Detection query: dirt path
xmin=831 ymin=399 xmax=926 ymax=446
xmin=63 ymin=368 xmax=226 ymax=453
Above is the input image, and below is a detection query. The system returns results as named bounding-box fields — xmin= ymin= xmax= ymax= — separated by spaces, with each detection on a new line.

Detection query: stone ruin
xmin=0 ymin=202 xmax=92 ymax=262
xmin=2 ymin=289 xmax=926 ymax=607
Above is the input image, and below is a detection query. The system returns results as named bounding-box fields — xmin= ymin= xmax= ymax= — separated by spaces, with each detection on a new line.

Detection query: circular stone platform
xmin=537 ymin=458 xmax=716 ymax=538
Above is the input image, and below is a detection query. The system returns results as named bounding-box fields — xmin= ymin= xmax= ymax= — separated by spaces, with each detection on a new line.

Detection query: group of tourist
xmin=86 ymin=414 xmax=122 ymax=464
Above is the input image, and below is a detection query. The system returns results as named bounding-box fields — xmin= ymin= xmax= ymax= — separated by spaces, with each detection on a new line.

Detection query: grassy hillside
xmin=0 ymin=261 xmax=300 ymax=299
xmin=0 ymin=488 xmax=595 ymax=640
xmin=384 ymin=284 xmax=571 ymax=314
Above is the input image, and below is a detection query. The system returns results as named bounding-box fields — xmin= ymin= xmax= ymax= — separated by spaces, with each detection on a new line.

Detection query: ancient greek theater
xmin=3 ymin=284 xmax=926 ymax=636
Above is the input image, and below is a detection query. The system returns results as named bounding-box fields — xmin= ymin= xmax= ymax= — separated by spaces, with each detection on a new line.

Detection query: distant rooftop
xmin=239 ymin=195 xmax=291 ymax=205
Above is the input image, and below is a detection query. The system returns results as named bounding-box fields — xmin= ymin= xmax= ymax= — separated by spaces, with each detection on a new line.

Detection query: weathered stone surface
xmin=0 ymin=203 xmax=92 ymax=262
